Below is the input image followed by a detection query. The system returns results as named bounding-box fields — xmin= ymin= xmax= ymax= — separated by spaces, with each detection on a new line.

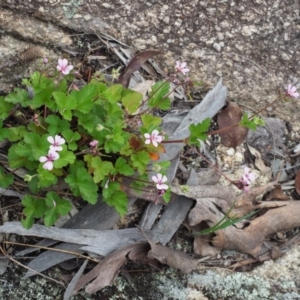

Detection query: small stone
xmin=213 ymin=43 xmax=222 ymax=52
xmin=241 ymin=25 xmax=257 ymax=36
xmin=226 ymin=148 xmax=235 ymax=156
xmin=163 ymin=16 xmax=170 ymax=24
xmin=101 ymin=3 xmax=111 ymax=8
xmin=83 ymin=14 xmax=92 ymax=21
xmin=281 ymin=53 xmax=290 ymax=60
xmin=220 ymin=20 xmax=230 ymax=28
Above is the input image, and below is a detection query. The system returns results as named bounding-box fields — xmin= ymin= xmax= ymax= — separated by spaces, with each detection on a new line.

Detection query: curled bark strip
xmin=118 ymin=50 xmax=163 ymax=88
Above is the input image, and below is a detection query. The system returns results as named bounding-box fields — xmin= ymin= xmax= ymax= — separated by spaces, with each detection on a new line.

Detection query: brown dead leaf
xmin=74 ymin=243 xmax=154 ymax=295
xmin=295 ymin=171 xmax=300 ymax=195
xmin=147 ymin=242 xmax=198 ymax=274
xmin=190 ymin=223 xmax=220 ymax=257
xmin=118 ymin=50 xmax=163 ymax=88
xmin=247 ymin=144 xmax=270 ymax=174
xmin=265 ymin=185 xmax=290 ymax=201
xmin=217 ymin=102 xmax=248 ymax=148
xmin=188 ymin=192 xmax=300 ymax=258
xmin=234 ymin=182 xmax=276 ymax=214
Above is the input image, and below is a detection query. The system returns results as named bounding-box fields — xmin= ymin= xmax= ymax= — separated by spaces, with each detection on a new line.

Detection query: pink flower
xmin=239 ymin=167 xmax=256 ymax=191
xmin=89 ymin=140 xmax=99 ymax=147
xmin=48 ymin=135 xmax=65 ymax=152
xmin=286 ymin=84 xmax=299 ymax=98
xmin=39 ymin=150 xmax=60 ymax=171
xmin=242 ymin=167 xmax=256 ymax=185
xmin=57 ymin=58 xmax=73 ymax=75
xmin=152 ymin=173 xmax=168 ymax=190
xmin=175 ymin=61 xmax=189 ymax=75
xmin=144 ymin=130 xmax=163 ymax=147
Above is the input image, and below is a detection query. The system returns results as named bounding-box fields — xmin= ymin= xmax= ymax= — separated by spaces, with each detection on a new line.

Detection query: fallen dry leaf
xmin=147 ymin=242 xmax=198 ymax=274
xmin=217 ymin=102 xmax=249 ymax=148
xmin=118 ymin=50 xmax=163 ymax=88
xmin=188 ymin=192 xmax=300 ymax=258
xmin=295 ymin=171 xmax=300 ymax=195
xmin=247 ymin=144 xmax=270 ymax=174
xmin=74 ymin=243 xmax=155 ymax=295
xmin=265 ymin=184 xmax=290 ymax=201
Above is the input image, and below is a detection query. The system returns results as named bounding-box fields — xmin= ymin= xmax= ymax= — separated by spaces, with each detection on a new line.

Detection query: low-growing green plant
xmin=0 ymin=55 xmax=295 ymax=229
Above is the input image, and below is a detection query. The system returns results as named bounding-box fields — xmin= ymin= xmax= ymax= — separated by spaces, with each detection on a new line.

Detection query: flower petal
xmin=43 ymin=161 xmax=53 ymax=170
xmin=47 ymin=136 xmax=54 ymax=144
xmin=39 ymin=156 xmax=47 ymax=163
xmin=152 ymin=175 xmax=158 ymax=183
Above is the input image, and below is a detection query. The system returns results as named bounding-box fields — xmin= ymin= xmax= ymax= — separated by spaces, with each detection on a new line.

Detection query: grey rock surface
xmin=0 ymin=0 xmax=299 ymax=123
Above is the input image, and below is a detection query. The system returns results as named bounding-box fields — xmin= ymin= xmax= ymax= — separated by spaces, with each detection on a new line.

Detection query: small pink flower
xmin=43 ymin=58 xmax=48 ymax=64
xmin=39 ymin=150 xmax=60 ymax=171
xmin=175 ymin=61 xmax=190 ymax=75
xmin=152 ymin=173 xmax=168 ymax=190
xmin=48 ymin=135 xmax=65 ymax=152
xmin=89 ymin=140 xmax=99 ymax=147
xmin=286 ymin=84 xmax=299 ymax=99
xmin=239 ymin=167 xmax=256 ymax=191
xmin=57 ymin=58 xmax=73 ymax=75
xmin=242 ymin=167 xmax=256 ymax=185
xmin=144 ymin=130 xmax=163 ymax=147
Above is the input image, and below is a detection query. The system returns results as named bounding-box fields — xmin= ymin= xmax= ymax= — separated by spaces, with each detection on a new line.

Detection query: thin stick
xmin=0 ymin=245 xmax=65 ymax=286
xmin=3 ymin=241 xmax=99 ymax=262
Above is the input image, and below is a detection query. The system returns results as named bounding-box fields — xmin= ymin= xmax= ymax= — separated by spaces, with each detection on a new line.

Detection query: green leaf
xmin=37 ymin=166 xmax=58 ymax=188
xmin=239 ymin=113 xmax=260 ymax=131
xmin=131 ymin=151 xmax=150 ymax=174
xmin=102 ymin=181 xmax=120 ymax=199
xmin=27 ymin=173 xmax=40 ymax=194
xmin=148 ymin=81 xmax=170 ymax=108
xmin=157 ymin=97 xmax=171 ymax=110
xmin=6 ymin=126 xmax=26 ymax=142
xmin=140 ymin=114 xmax=162 ymax=128
xmin=114 ymin=157 xmax=134 ymax=176
xmin=53 ymin=149 xmax=76 ymax=169
xmin=189 ymin=118 xmax=211 ymax=145
xmin=4 ymin=88 xmax=29 ymax=105
xmin=104 ymin=84 xmax=123 ymax=103
xmin=0 ymin=166 xmax=14 ymax=188
xmin=71 ymin=84 xmax=97 ymax=114
xmin=119 ymin=142 xmax=133 ymax=156
xmin=68 ymin=160 xmax=85 ymax=175
xmin=45 ymin=115 xmax=70 ymax=135
xmin=53 ymin=92 xmax=76 ymax=120
xmin=90 ymin=157 xmax=114 ymax=183
xmin=24 ymin=133 xmax=50 ymax=160
xmin=24 ymin=72 xmax=54 ymax=93
xmin=121 ymin=91 xmax=142 ymax=114
xmin=65 ymin=167 xmax=98 ymax=204
xmin=31 ymin=88 xmax=55 ymax=110
xmin=104 ymin=190 xmax=128 ymax=216
xmin=104 ymin=131 xmax=129 ymax=153
xmin=0 ymin=122 xmax=8 ymax=141
xmin=105 ymin=102 xmax=124 ymax=125
xmin=0 ymin=96 xmax=13 ymax=120
xmin=162 ymin=188 xmax=171 ymax=203
xmin=62 ymin=129 xmax=81 ymax=151
xmin=44 ymin=192 xmax=72 ymax=226
xmin=75 ymin=109 xmax=101 ymax=133
xmin=13 ymin=142 xmax=33 ymax=160
xmin=8 ymin=143 xmax=38 ymax=170
xmin=21 ymin=195 xmax=47 ymax=229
